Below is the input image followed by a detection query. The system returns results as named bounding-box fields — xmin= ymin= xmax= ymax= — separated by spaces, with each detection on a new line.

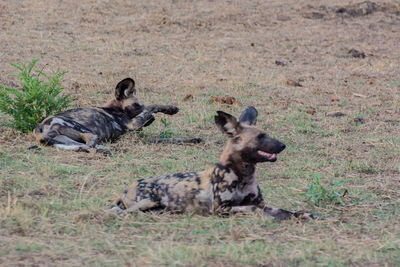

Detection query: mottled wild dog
xmin=33 ymin=78 xmax=179 ymax=152
xmin=111 ymin=107 xmax=314 ymax=220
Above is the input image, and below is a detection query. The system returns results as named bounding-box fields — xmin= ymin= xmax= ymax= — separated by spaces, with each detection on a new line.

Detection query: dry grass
xmin=1 ymin=0 xmax=400 ymax=266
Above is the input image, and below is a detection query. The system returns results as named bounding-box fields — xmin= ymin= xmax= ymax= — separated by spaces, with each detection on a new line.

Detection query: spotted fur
xmin=112 ymin=107 xmax=315 ymax=220
xmin=33 ymin=78 xmax=179 ymax=152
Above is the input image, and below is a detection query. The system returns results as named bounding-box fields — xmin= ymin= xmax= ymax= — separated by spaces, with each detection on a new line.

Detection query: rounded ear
xmin=214 ymin=111 xmax=242 ymax=138
xmin=239 ymin=106 xmax=258 ymax=126
xmin=115 ymin=78 xmax=136 ymax=100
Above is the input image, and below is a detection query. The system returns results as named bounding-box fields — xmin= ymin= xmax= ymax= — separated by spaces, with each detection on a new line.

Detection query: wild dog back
xmin=112 ymin=160 xmax=262 ymax=215
xmin=114 ymin=170 xmax=213 ymax=214
xmin=33 ymin=78 xmax=179 ymax=151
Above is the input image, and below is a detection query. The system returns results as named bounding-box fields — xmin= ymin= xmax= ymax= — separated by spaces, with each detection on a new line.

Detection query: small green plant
xmin=350 ymin=161 xmax=378 ymax=174
xmin=159 ymin=118 xmax=173 ymax=138
xmin=301 ymin=175 xmax=346 ymax=207
xmin=0 ymin=58 xmax=75 ymax=133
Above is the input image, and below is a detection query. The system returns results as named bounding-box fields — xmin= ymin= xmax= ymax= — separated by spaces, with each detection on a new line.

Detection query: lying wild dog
xmin=111 ymin=107 xmax=315 ymax=220
xmin=33 ymin=78 xmax=179 ymax=152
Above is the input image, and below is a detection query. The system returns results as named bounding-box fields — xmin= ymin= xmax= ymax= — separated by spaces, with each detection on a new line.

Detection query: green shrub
xmin=159 ymin=118 xmax=174 ymax=138
xmin=0 ymin=58 xmax=75 ymax=133
xmin=301 ymin=174 xmax=346 ymax=207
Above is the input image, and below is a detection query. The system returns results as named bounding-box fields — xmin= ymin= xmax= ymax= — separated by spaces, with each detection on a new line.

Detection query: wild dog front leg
xmin=257 ymin=201 xmax=315 ymax=220
xmin=125 ymin=109 xmax=156 ymax=131
xmin=146 ymin=104 xmax=179 ymax=115
xmin=140 ymin=104 xmax=179 ymax=128
xmin=224 ymin=205 xmax=293 ymax=218
xmin=229 ymin=204 xmax=315 ymax=220
xmin=125 ymin=104 xmax=179 ymax=131
xmin=227 ymin=205 xmax=260 ymax=214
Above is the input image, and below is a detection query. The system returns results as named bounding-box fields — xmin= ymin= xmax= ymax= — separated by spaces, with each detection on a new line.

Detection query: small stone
xmin=303 ymin=12 xmax=325 ymax=19
xmin=183 ymin=94 xmax=193 ymax=101
xmin=277 ymin=15 xmax=291 ymax=21
xmin=327 ymin=111 xmax=346 ymax=117
xmin=210 ymin=96 xmax=242 ymax=106
xmin=286 ymin=79 xmax=302 ymax=87
xmin=353 ymin=117 xmax=366 ymax=124
xmin=306 ymin=107 xmax=316 ymax=115
xmin=349 ymin=49 xmax=366 ymax=58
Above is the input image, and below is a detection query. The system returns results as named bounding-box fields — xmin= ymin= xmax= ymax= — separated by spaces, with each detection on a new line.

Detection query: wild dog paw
xmin=109 ymin=205 xmax=124 ymax=212
xmin=293 ymin=211 xmax=317 ymax=220
xmin=264 ymin=208 xmax=317 ymax=220
xmin=76 ymin=146 xmax=91 ymax=153
xmin=164 ymin=106 xmax=179 ymax=115
xmin=263 ymin=208 xmax=294 ymax=220
xmin=95 ymin=145 xmax=112 ymax=156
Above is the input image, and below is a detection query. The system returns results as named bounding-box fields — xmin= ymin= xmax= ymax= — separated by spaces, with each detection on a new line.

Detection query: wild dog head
xmin=103 ymin=78 xmax=144 ymax=118
xmin=215 ymin=106 xmax=286 ymax=165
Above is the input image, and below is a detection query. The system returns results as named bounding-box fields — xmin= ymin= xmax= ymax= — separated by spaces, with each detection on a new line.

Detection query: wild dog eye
xmin=257 ymin=133 xmax=266 ymax=139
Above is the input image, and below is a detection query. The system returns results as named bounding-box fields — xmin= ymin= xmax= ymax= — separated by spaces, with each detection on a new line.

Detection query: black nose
xmin=280 ymin=143 xmax=286 ymax=151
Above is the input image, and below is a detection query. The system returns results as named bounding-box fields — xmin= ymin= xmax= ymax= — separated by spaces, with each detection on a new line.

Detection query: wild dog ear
xmin=239 ymin=106 xmax=258 ymax=126
xmin=115 ymin=78 xmax=136 ymax=100
xmin=214 ymin=111 xmax=242 ymax=138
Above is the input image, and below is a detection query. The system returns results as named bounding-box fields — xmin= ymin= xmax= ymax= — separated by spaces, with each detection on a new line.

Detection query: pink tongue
xmin=258 ymin=150 xmax=277 ymax=159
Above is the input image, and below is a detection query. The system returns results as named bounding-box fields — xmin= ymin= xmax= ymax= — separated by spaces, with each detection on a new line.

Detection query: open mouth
xmin=257 ymin=150 xmax=278 ymax=161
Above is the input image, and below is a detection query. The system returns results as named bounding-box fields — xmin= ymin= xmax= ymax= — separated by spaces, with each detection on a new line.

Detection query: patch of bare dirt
xmin=210 ymin=96 xmax=242 ymax=106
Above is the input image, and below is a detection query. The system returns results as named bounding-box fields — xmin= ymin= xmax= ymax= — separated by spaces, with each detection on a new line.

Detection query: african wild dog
xmin=33 ymin=78 xmax=179 ymax=152
xmin=111 ymin=107 xmax=315 ymax=220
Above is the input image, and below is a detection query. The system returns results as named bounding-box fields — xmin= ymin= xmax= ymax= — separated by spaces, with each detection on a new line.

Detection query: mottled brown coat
xmin=112 ymin=107 xmax=314 ymax=220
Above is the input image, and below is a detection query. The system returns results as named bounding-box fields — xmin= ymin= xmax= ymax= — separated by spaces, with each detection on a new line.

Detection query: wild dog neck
xmin=103 ymin=99 xmax=122 ymax=110
xmin=218 ymin=143 xmax=256 ymax=179
xmin=102 ymin=98 xmax=144 ymax=119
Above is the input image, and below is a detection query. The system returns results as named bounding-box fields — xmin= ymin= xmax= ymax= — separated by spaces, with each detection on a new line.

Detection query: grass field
xmin=1 ymin=0 xmax=400 ymax=266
